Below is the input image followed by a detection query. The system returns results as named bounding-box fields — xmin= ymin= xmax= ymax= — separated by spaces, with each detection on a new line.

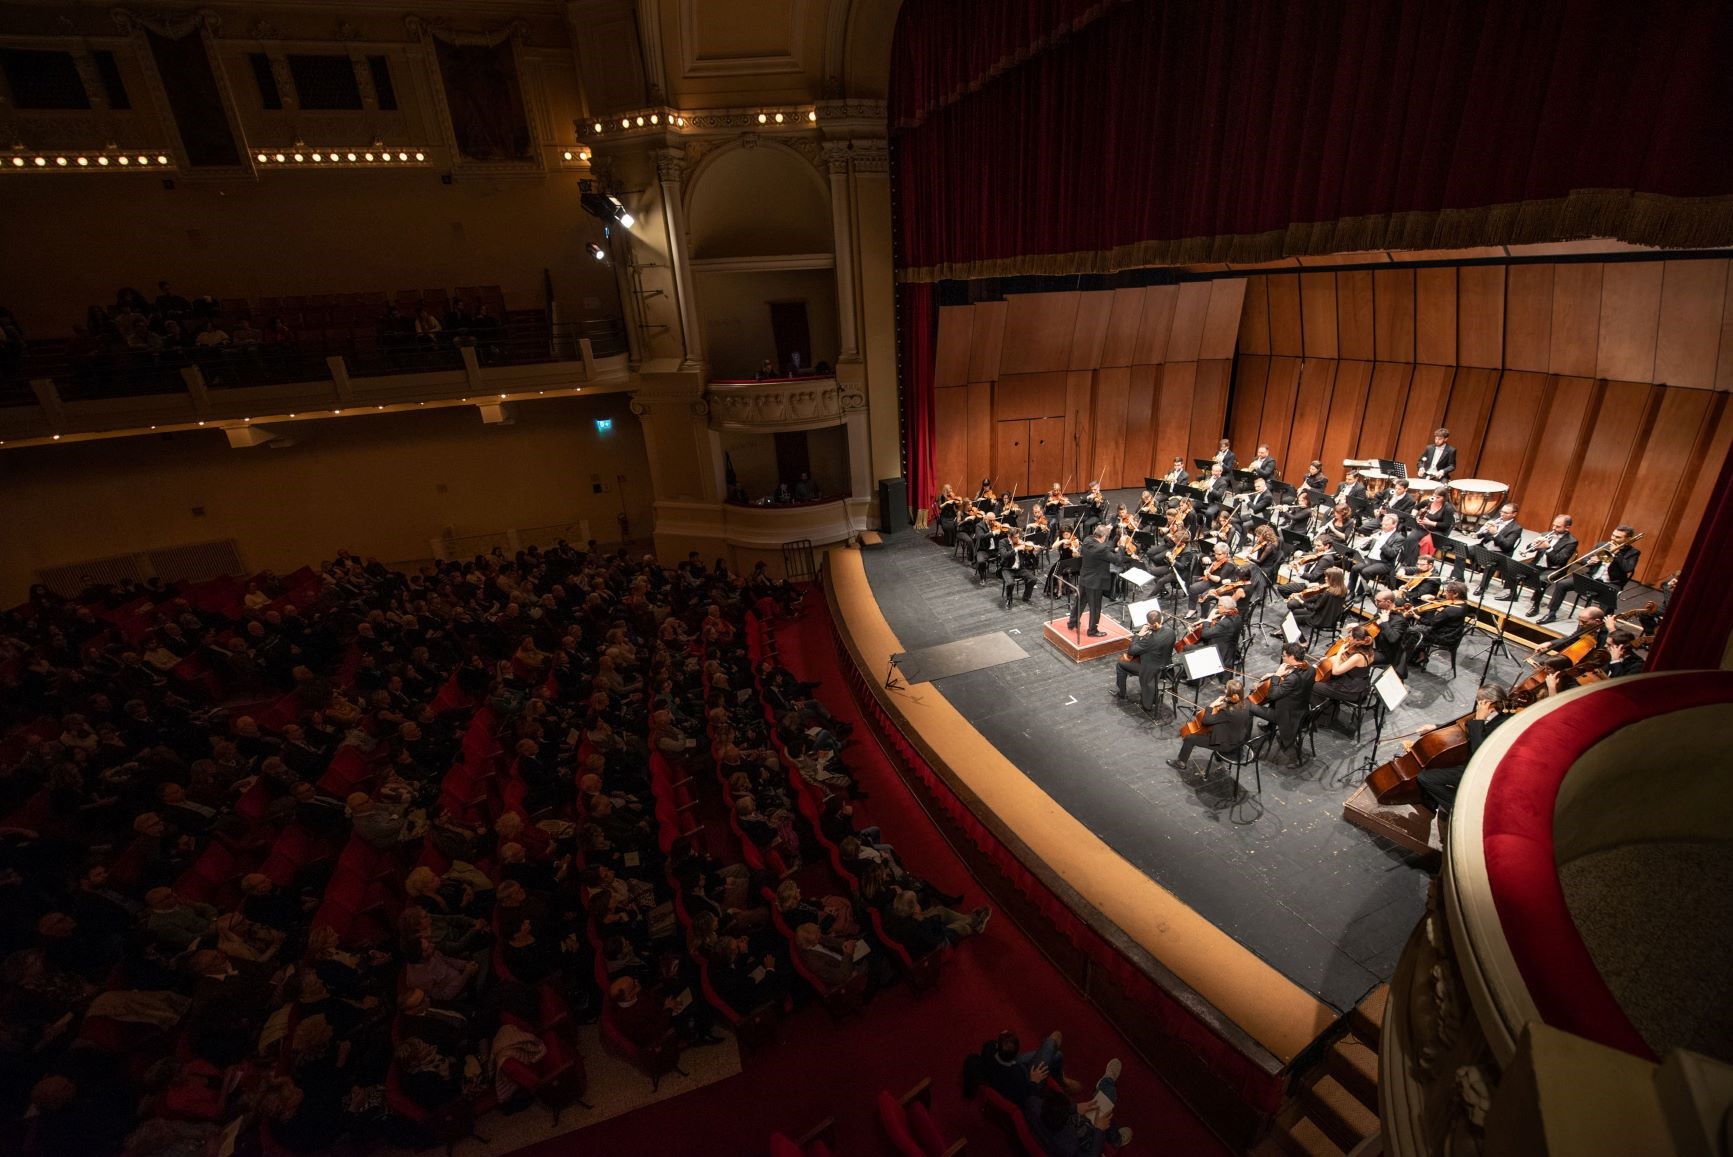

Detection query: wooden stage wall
xmin=931 ymin=280 xmax=1247 ymax=496
xmin=1230 ymin=258 xmax=1733 ymax=585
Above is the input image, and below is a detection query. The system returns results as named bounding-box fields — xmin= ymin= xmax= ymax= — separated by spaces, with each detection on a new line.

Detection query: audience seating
xmin=879 ymin=1078 xmax=968 ymax=1157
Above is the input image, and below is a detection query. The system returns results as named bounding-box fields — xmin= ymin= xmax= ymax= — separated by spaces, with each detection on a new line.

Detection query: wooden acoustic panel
xmin=1256 ymin=357 xmax=1303 ymax=470
xmin=1200 ymin=279 xmax=1248 ymax=360
xmin=1658 ymin=395 xmax=1733 ymax=581
xmin=1441 ymin=367 xmax=1502 ymax=479
xmin=1093 ymin=367 xmax=1132 ymax=489
xmin=1267 ymin=274 xmax=1303 ymax=357
xmin=1286 ymin=358 xmax=1339 ymax=476
xmin=1474 ymin=371 xmax=1549 ymax=500
xmin=934 ymin=306 xmax=975 ymax=387
xmin=1000 ymin=292 xmax=1080 ymax=375
xmin=1135 ymin=285 xmax=1178 ymax=366
xmin=1238 ymin=276 xmax=1270 ymax=355
xmin=994 ymin=420 xmax=1030 ymax=490
xmin=1520 ymin=375 xmax=1597 ymax=525
xmin=1595 ymin=263 xmax=1663 ymax=384
xmin=966 ymin=381 xmax=995 ymax=489
xmin=1609 ymin=386 xmax=1717 ymax=577
xmin=1148 ymin=364 xmax=1187 ymax=476
xmin=1415 ymin=267 xmax=1458 ymax=366
xmin=1456 ymin=265 xmax=1505 ymax=369
xmin=1062 ymin=370 xmax=1096 ymax=488
xmin=1230 ymin=355 xmax=1270 ymax=455
xmin=1654 ymin=258 xmax=1727 ymax=392
xmin=967 ymin=301 xmax=1008 ymax=384
xmin=932 ymin=385 xmax=968 ymax=492
xmin=1068 ymin=290 xmax=1113 ymax=370
xmin=1504 ymin=263 xmax=1554 ymax=372
xmin=1396 ymin=364 xmax=1454 ymax=460
xmin=1547 ymin=263 xmax=1602 ymax=378
xmin=1564 ymin=379 xmax=1655 ymax=543
xmin=1029 ymin=416 xmax=1067 ymax=492
xmin=1356 ymin=362 xmax=1414 ymax=462
xmin=1121 ymin=364 xmax=1159 ymax=486
xmin=1100 ymin=288 xmax=1146 ymax=368
xmin=1319 ymin=361 xmax=1373 ymax=481
xmin=1168 ymin=283 xmax=1212 ymax=363
xmin=1337 ymin=271 xmax=1375 ymax=361
xmin=1373 ymin=268 xmax=1416 ymax=362
xmin=994 ymin=372 xmax=1070 ymax=421
xmin=1300 ymin=272 xmax=1338 ymax=360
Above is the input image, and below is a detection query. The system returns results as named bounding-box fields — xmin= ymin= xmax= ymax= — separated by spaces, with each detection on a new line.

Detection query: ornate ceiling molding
xmin=111 ymin=7 xmax=222 ymax=37
xmin=403 ymin=14 xmax=526 ymax=47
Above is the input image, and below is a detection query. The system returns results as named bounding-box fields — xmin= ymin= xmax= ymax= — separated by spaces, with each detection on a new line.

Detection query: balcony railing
xmin=1 ymin=317 xmax=628 ymax=406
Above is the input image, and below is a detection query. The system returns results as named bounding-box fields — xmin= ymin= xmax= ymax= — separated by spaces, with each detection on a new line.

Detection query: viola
xmin=1312 ymin=637 xmax=1372 ymax=685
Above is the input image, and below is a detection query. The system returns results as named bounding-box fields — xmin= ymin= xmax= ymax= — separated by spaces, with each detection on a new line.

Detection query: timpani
xmin=1360 ymin=469 xmax=1393 ymax=498
xmin=1450 ymin=478 xmax=1508 ymax=527
xmin=1406 ymin=478 xmax=1446 ymax=499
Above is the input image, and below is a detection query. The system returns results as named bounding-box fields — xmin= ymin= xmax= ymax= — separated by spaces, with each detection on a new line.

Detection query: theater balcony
xmin=0 ymin=317 xmax=632 ymax=447
xmin=1378 ymin=671 xmax=1733 ymax=1157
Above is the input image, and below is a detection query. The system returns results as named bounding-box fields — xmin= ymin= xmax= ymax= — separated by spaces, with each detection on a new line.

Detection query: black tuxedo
xmin=1301 ymin=470 xmax=1330 ymax=494
xmin=1371 ymin=611 xmax=1412 ymax=677
xmin=1068 ymin=537 xmax=1126 ymax=632
xmin=1417 ymin=443 xmax=1457 ymax=480
xmin=1246 ymin=456 xmax=1278 ymax=483
xmin=1237 ymin=491 xmax=1275 ymax=528
xmin=997 ymin=541 xmax=1038 ymax=604
xmin=1378 ymin=492 xmax=1417 ymax=527
xmin=1415 ymin=602 xmax=1470 ymax=653
xmin=1462 ymin=517 xmax=1524 ymax=585
xmin=1174 ymin=698 xmax=1252 ymax=764
xmin=1417 ymin=710 xmax=1510 ymax=811
xmin=1115 ymin=625 xmax=1176 ymax=711
xmin=1544 ymin=543 xmax=1639 ymax=619
xmin=1351 ymin=529 xmax=1417 ymax=597
xmin=1216 ymin=450 xmax=1238 ymax=475
xmin=1334 ymin=482 xmax=1369 ymax=517
xmin=1194 ymin=610 xmax=1243 ymax=671
xmin=1252 ymin=665 xmax=1315 ymax=751
xmin=1202 ymin=477 xmax=1232 ymax=519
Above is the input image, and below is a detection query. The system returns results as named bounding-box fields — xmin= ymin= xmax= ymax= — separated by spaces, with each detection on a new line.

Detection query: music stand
xmin=1378 ymin=458 xmax=1408 ymax=480
xmin=1182 ymin=645 xmax=1225 ymax=682
xmin=1115 ymin=565 xmax=1155 ymax=614
xmin=1126 ymin=595 xmax=1163 ymax=632
xmin=1281 ymin=611 xmax=1302 ymax=644
xmin=1144 ymin=476 xmax=1162 ymax=492
xmin=1473 ymin=557 xmax=1539 ymax=683
xmin=1192 ymin=457 xmax=1216 ymax=473
xmin=1575 ymin=576 xmax=1620 ymax=616
xmin=1362 ymin=667 xmax=1408 ymax=768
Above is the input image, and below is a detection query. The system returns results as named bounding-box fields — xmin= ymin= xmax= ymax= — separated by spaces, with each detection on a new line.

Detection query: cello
xmin=1366 ymin=711 xmax=1475 ymax=804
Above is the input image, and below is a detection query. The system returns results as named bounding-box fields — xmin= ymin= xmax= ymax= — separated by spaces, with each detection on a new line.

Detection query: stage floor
xmin=859 ymin=520 xmax=1537 ymax=1014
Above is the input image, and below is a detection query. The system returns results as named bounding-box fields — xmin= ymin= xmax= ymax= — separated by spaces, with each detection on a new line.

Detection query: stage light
xmin=758 ymin=113 xmax=767 ymax=124
xmin=55 ymin=156 xmax=68 ymax=166
xmin=635 ymin=116 xmax=644 ymax=126
xmin=76 ymin=156 xmax=88 ymax=165
xmin=620 ymin=118 xmax=629 ymax=128
xmin=312 ymin=153 xmax=323 ymax=162
xmin=257 ymin=153 xmax=268 ymax=163
xmin=593 ymin=121 xmax=602 ymax=132
xmin=136 ymin=156 xmax=147 ymax=165
xmin=365 ymin=152 xmax=375 ymax=161
xmin=398 ymin=151 xmax=408 ymax=161
xmin=579 ymin=150 xmax=590 ymax=162
xmin=118 ymin=156 xmax=130 ymax=165
xmin=587 ymin=242 xmax=606 ymax=261
xmin=413 ymin=151 xmax=425 ymax=161
xmin=562 ymin=150 xmax=572 ymax=160
xmin=808 ymin=110 xmax=817 ymax=122
xmin=34 ymin=157 xmax=46 ymax=166
xmin=10 ymin=157 xmax=22 ymax=167
xmin=275 ymin=153 xmax=285 ymax=163
xmin=650 ymin=114 xmax=658 ymax=124
xmin=774 ymin=112 xmax=783 ymax=123
xmin=615 ymin=209 xmax=634 ymax=228
xmin=346 ymin=152 xmax=357 ymax=161
xmin=52 ymin=434 xmax=60 ymax=440
xmin=155 ymin=155 xmax=168 ymax=164
xmin=97 ymin=156 xmax=109 ymax=166
xmin=293 ymin=153 xmax=304 ymax=162
xmin=197 ymin=420 xmax=205 ymax=426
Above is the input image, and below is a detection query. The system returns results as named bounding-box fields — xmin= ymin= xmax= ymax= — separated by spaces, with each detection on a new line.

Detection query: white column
xmin=655 ymin=147 xmax=704 ymax=371
xmin=823 ymin=141 xmax=860 ymax=363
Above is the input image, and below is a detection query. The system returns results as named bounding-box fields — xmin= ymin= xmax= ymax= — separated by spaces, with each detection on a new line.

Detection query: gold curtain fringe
xmin=897 ymin=189 xmax=1733 ymax=284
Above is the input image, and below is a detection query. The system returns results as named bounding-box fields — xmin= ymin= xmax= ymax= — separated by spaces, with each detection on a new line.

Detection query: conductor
xmin=1067 ymin=524 xmax=1127 ymax=637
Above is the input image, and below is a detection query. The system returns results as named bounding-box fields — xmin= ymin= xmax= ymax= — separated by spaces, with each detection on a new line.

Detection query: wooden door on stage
xmin=1029 ymin=417 xmax=1065 ymax=492
xmin=994 ymin=417 xmax=1065 ymax=497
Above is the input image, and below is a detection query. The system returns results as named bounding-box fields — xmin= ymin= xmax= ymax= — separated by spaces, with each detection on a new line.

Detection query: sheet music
xmin=1183 ymin=645 xmax=1225 ymax=680
xmin=1375 ymin=666 xmax=1408 ymax=710
xmin=1127 ymin=596 xmax=1163 ymax=623
xmin=1120 ymin=566 xmax=1154 ymax=587
xmin=1282 ymin=611 xmax=1301 ymax=643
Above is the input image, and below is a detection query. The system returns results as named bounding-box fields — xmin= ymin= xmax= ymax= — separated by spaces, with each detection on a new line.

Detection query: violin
xmin=1398 ymin=597 xmax=1456 ymax=620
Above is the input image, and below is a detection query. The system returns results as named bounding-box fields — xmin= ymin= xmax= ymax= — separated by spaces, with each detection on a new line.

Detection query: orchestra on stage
xmin=927 ymin=430 xmax=1678 ymax=816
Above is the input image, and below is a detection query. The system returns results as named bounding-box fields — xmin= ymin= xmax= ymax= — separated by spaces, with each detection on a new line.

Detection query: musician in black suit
xmin=1167 ymin=678 xmax=1252 ymax=773
xmin=1496 ymin=514 xmax=1577 ymax=608
xmin=1391 ymin=555 xmax=1442 ymax=601
xmin=1369 ymin=589 xmax=1412 ymax=678
xmin=1350 ymin=514 xmax=1417 ymax=601
xmin=1373 ymin=478 xmax=1417 ymax=529
xmin=1417 ymin=428 xmax=1457 ymax=481
xmin=1333 ymin=470 xmax=1369 ymax=520
xmin=1300 ymin=461 xmax=1330 ymax=495
xmin=1234 ymin=477 xmax=1276 ymax=533
xmin=1066 ymin=525 xmax=1126 ymax=637
xmin=936 ymin=484 xmax=960 ymax=545
xmin=1194 ymin=597 xmax=1243 ymax=671
xmin=1114 ymin=610 xmax=1176 ymax=714
xmin=997 ymin=532 xmax=1040 ymax=607
xmin=1201 ymin=464 xmax=1232 ymax=521
xmin=1411 ymin=582 xmax=1471 ymax=667
xmin=1078 ymin=482 xmax=1107 ymax=535
xmin=1541 ymin=524 xmax=1640 ymax=622
xmin=1461 ymin=503 xmax=1523 ymax=587
xmin=1212 ymin=439 xmax=1238 ymax=476
xmin=1603 ymin=630 xmax=1643 ymax=678
xmin=1532 ymin=605 xmax=1608 ymax=658
xmin=1416 ymin=683 xmax=1511 ymax=813
xmin=1250 ymin=643 xmax=1316 ymax=768
xmin=1162 ymin=458 xmax=1190 ymax=488
xmin=1245 ymin=445 xmax=1278 ymax=484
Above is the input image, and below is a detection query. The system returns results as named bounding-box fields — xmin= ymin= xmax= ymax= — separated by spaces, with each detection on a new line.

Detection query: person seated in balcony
xmin=443 ymin=298 xmax=474 ymax=339
xmin=232 ymin=317 xmax=262 ymax=347
xmin=414 ymin=305 xmax=443 ymax=344
xmin=153 ymin=280 xmax=190 ymax=316
xmin=194 ymin=322 xmax=231 ymax=349
xmin=773 ymin=481 xmax=793 ymax=505
xmin=755 ymin=358 xmax=778 ymax=380
xmin=791 ymin=473 xmax=818 ymax=502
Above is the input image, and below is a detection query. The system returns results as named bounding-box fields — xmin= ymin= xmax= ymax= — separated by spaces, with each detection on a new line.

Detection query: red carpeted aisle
xmin=510 ymin=602 xmax=1229 ymax=1157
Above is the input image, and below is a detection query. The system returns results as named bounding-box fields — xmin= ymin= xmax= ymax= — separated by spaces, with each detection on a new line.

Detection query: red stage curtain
xmin=1649 ymin=439 xmax=1733 ymax=671
xmin=890 ymin=0 xmax=1733 ymax=280
xmin=898 ymin=282 xmax=937 ymax=521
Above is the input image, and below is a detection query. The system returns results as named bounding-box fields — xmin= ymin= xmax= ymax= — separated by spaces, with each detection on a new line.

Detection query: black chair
xmin=1205 ymin=743 xmax=1261 ymax=797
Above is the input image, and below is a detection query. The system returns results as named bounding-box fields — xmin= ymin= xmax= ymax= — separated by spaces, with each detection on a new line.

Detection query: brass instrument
xmin=1547 ymin=531 xmax=1644 ymax=583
